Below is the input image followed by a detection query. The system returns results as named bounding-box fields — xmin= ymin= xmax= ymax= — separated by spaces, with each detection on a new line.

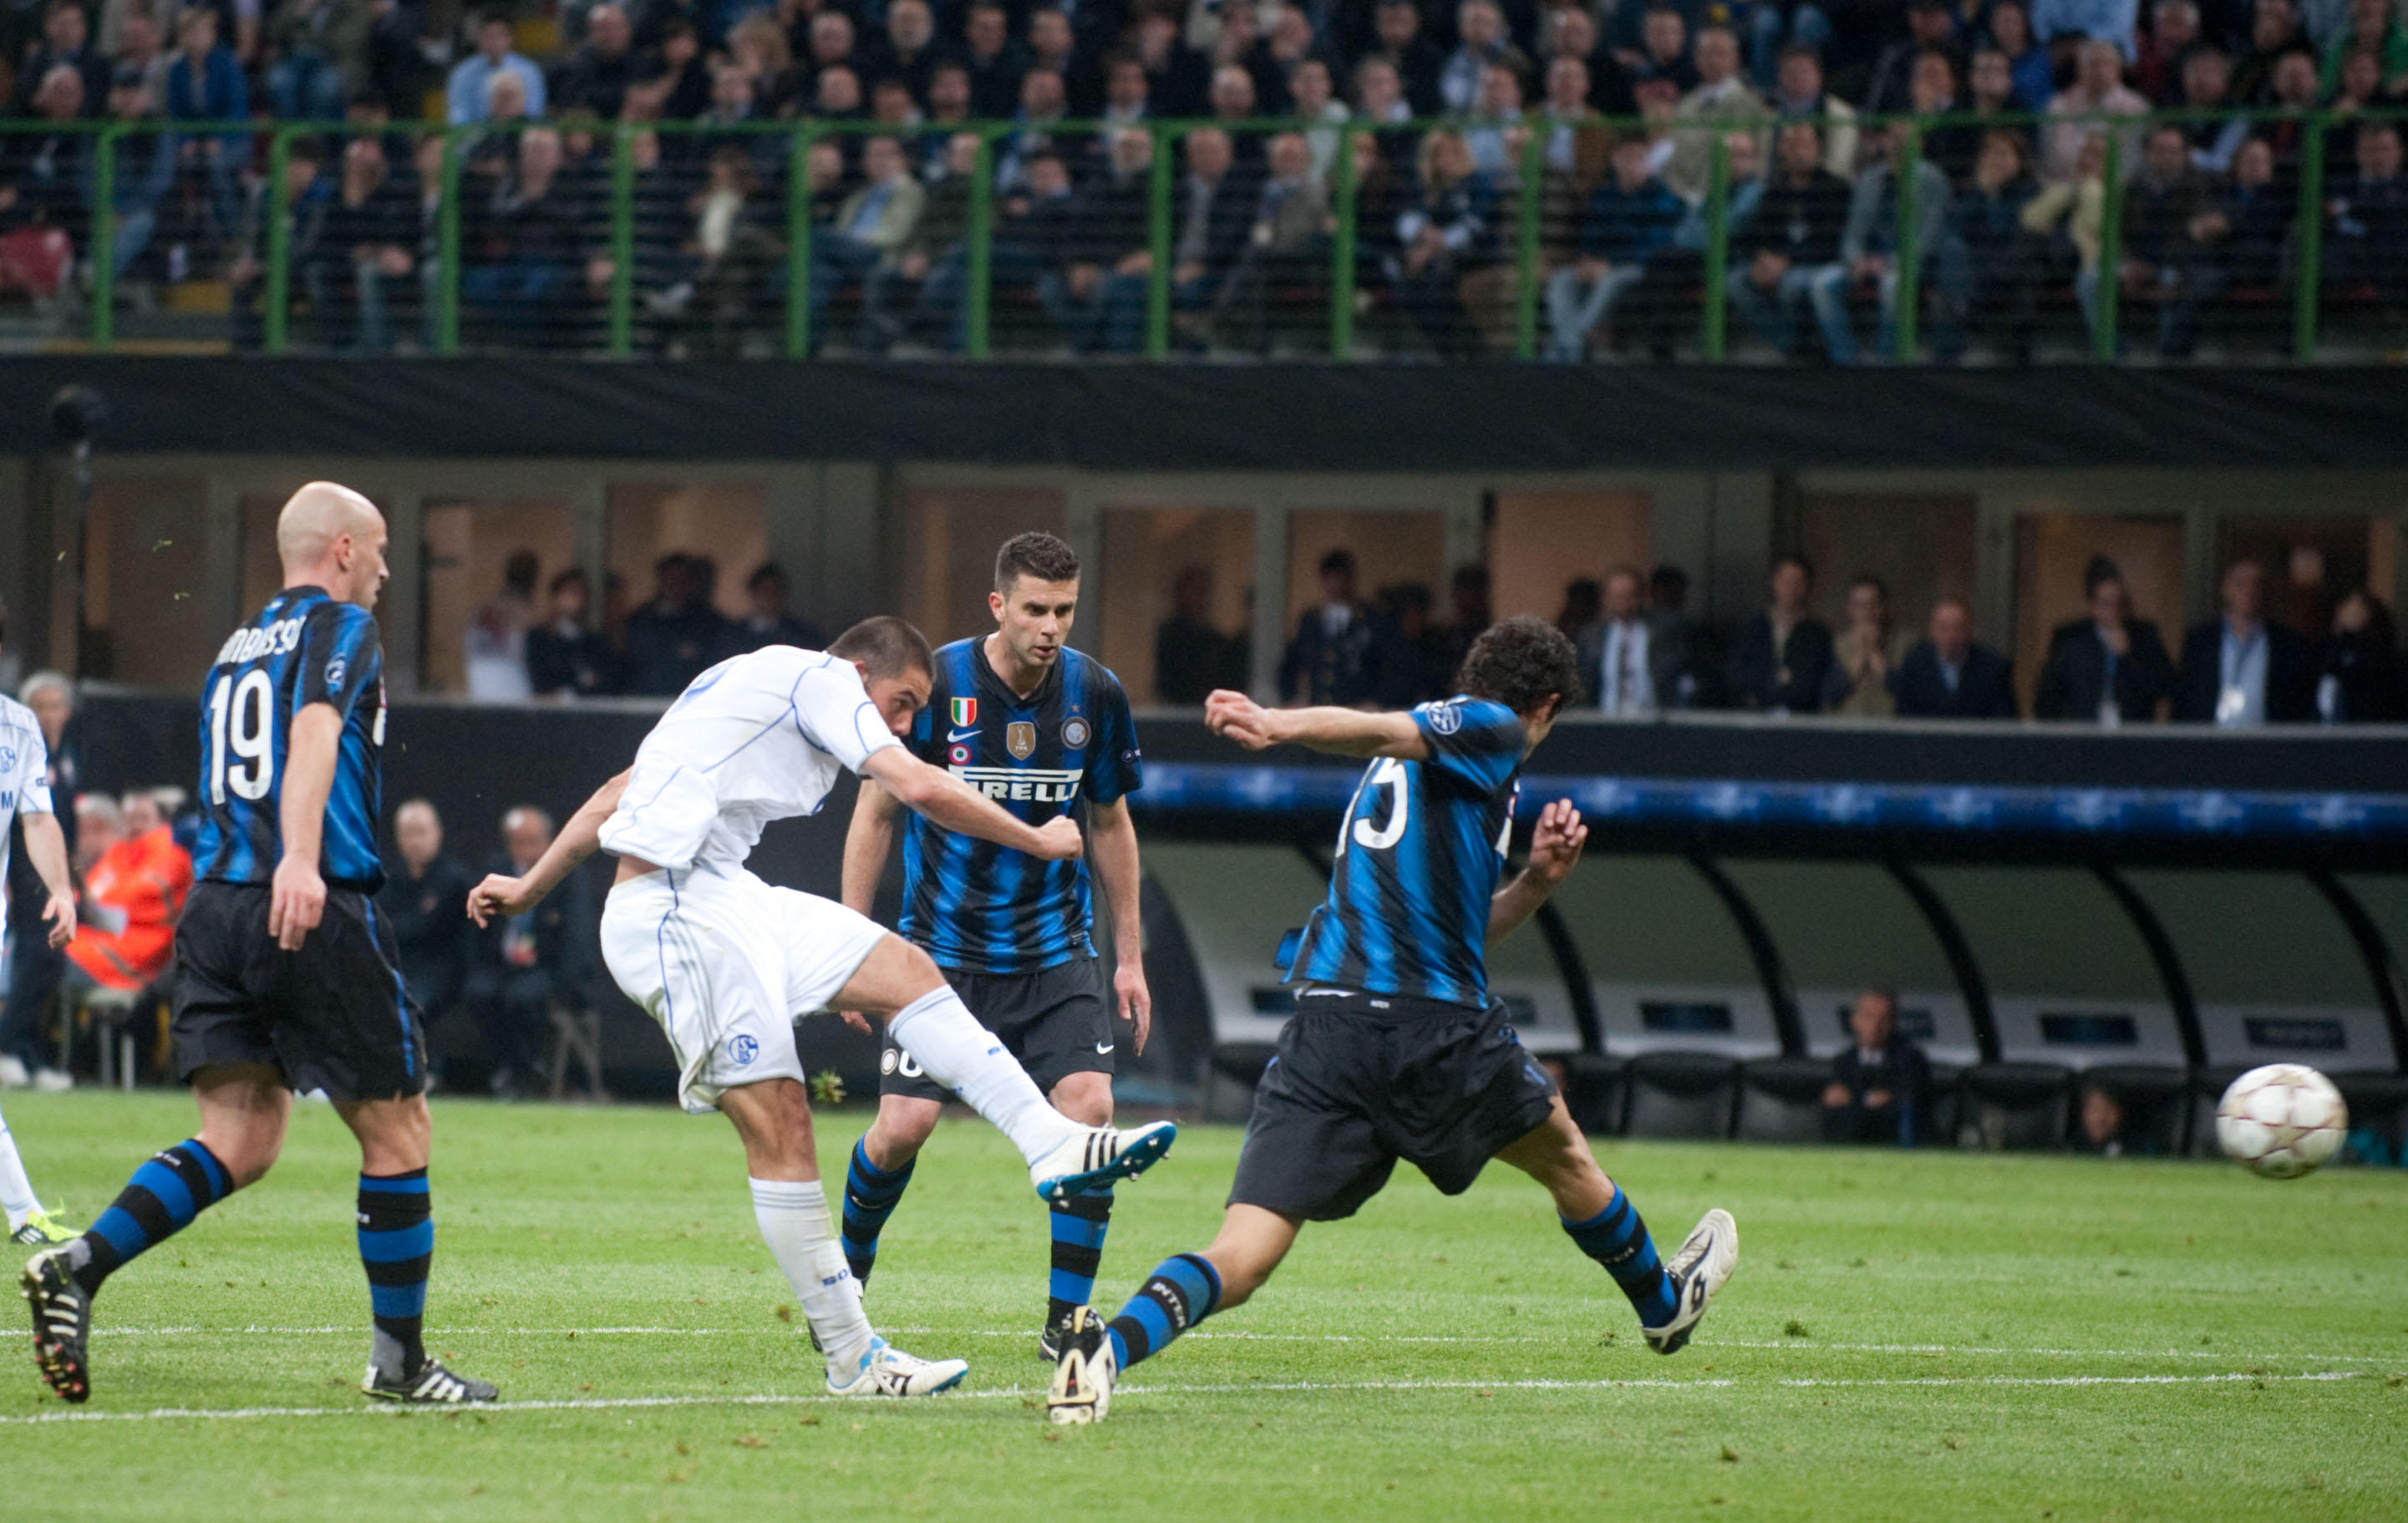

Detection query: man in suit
xmin=1821 ymin=988 xmax=1933 ymax=1146
xmin=1212 ymin=130 xmax=1329 ymax=353
xmin=1577 ymin=566 xmax=1697 ymax=715
xmin=2033 ymin=557 xmax=2177 ymax=724
xmin=1892 ymin=597 xmax=2019 ymax=719
xmin=1278 ymin=550 xmax=1383 ymax=706
xmin=2175 ymin=559 xmax=2316 ymax=725
xmin=1729 ymin=555 xmax=1835 ymax=713
xmin=808 ymin=135 xmax=927 ymax=344
xmin=465 ymin=805 xmax=597 ymax=1099
xmin=379 ymin=799 xmax=476 ymax=1043
xmin=721 ymin=562 xmax=827 ymax=657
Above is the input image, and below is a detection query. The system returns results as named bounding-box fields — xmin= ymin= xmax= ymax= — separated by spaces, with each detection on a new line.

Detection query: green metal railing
xmin=3 ymin=107 xmax=2397 ymax=362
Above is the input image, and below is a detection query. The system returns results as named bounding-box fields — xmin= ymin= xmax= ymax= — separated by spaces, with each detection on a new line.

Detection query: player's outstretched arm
xmin=269 ymin=702 xmax=343 ymax=952
xmin=19 ymin=810 xmax=76 ymax=948
xmin=467 ymin=768 xmax=631 ymax=926
xmin=860 ymin=749 xmax=1083 ymax=861
xmin=1203 ymin=689 xmax=1430 ymax=760
xmin=1490 ymin=800 xmax=1588 ymax=942
xmin=840 ymin=779 xmax=903 ymax=917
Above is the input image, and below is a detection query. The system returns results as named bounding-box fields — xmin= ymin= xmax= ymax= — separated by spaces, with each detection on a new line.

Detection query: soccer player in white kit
xmin=469 ymin=617 xmax=1176 ymax=1397
xmin=0 ymin=646 xmax=82 ymax=1246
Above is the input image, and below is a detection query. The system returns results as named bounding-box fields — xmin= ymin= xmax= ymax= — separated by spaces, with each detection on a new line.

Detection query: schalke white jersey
xmin=598 ymin=646 xmax=900 ymax=874
xmin=0 ymin=693 xmax=58 ymax=898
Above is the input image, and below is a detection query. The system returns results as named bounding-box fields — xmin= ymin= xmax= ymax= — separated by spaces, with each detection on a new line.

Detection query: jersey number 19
xmin=207 ymin=669 xmax=276 ymax=805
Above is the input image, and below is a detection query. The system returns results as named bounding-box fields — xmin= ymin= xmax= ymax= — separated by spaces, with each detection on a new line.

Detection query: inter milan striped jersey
xmin=194 ymin=586 xmax=389 ymax=891
xmin=898 ymin=639 xmax=1141 ymax=976
xmin=1288 ymin=696 xmax=1526 ymax=1008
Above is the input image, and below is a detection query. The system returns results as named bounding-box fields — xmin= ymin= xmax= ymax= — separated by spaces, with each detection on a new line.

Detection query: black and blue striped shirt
xmin=194 ymin=586 xmax=388 ymax=892
xmin=898 ymin=639 xmax=1140 ymax=976
xmin=1289 ymin=696 xmax=1525 ymax=1008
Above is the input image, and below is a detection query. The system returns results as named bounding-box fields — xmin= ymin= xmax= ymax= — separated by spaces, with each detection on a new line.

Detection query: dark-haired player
xmin=836 ymin=532 xmax=1147 ymax=1361
xmin=467 ymin=614 xmax=1176 ymax=1399
xmin=25 ymin=483 xmax=495 ymax=1405
xmin=1049 ymin=615 xmax=1739 ymax=1424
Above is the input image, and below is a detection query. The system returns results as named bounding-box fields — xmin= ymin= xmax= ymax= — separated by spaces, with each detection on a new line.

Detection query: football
xmin=2214 ymin=1064 xmax=2350 ymax=1179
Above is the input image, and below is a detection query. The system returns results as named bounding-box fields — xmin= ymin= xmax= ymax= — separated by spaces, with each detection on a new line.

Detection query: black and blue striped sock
xmin=840 ymin=1138 xmax=914 ymax=1287
xmin=1563 ymin=1185 xmax=1679 ymax=1327
xmin=1105 ymin=1251 xmax=1222 ymax=1369
xmin=1047 ymin=1188 xmax=1113 ymax=1324
xmin=358 ymin=1170 xmax=434 ymax=1378
xmin=69 ymin=1140 xmax=234 ymax=1293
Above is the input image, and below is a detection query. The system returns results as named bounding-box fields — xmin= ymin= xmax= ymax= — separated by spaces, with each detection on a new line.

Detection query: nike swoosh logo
xmin=947 ymin=729 xmax=978 ymax=743
xmin=1094 ymin=1042 xmax=1114 ymax=1054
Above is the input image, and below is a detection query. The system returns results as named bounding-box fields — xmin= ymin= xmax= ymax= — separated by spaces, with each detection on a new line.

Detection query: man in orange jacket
xmin=65 ymin=792 xmax=191 ymax=994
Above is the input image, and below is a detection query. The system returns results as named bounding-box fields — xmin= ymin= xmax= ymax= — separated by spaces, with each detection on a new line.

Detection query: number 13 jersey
xmin=1288 ymin=696 xmax=1525 ymax=1009
xmin=194 ymin=585 xmax=388 ymax=891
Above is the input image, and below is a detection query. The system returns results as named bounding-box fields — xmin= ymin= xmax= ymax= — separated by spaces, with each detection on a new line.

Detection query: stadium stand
xmin=2 ymin=0 xmax=2401 ymax=363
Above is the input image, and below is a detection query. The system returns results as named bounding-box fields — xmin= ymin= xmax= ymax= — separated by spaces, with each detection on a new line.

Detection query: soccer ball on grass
xmin=2214 ymin=1064 xmax=2347 ymax=1179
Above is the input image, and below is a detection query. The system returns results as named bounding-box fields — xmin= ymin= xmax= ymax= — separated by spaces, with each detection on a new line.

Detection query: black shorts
xmin=1227 ymin=985 xmax=1559 ymax=1223
xmin=880 ymin=956 xmax=1113 ymax=1101
xmin=170 ymin=880 xmax=429 ymax=1102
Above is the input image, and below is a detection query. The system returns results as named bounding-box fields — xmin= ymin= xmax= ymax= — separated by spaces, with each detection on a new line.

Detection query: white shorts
xmin=601 ymin=862 xmax=888 ymax=1114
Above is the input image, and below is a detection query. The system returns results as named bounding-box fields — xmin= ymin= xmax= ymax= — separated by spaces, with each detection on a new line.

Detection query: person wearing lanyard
xmin=2175 ymin=559 xmax=2313 ymax=725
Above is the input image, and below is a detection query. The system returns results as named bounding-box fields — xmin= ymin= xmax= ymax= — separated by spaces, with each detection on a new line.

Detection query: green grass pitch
xmin=1 ymin=1090 xmax=2403 ymax=1520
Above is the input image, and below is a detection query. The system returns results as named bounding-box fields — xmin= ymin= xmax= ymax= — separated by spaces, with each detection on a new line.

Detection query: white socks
xmin=886 ymin=987 xmax=1082 ymax=1164
xmin=747 ymin=1177 xmax=873 ymax=1373
xmin=0 ymin=1109 xmax=43 ymax=1229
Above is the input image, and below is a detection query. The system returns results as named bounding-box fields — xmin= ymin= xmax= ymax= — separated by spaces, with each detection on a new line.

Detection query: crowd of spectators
xmin=379 ymin=796 xmax=598 ymax=1098
xmin=1816 ymin=986 xmax=2172 ymax=1155
xmin=1219 ymin=541 xmax=2408 ymax=720
xmin=0 ymin=652 xmax=600 ymax=1096
xmin=2 ymin=657 xmax=198 ymax=1094
xmin=1272 ymin=550 xmax=1492 ymax=705
xmin=467 ymin=547 xmax=826 ymax=700
xmin=1576 ymin=549 xmax=2406 ymax=721
xmin=5 ymin=0 xmax=2402 ymax=355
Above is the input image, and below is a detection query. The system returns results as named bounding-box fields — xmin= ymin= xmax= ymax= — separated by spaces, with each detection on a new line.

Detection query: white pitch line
xmin=1776 ymin=1371 xmax=2371 ymax=1388
xmin=89 ymin=1324 xmax=2390 ymax=1366
xmin=0 ymin=1371 xmax=2375 ymax=1428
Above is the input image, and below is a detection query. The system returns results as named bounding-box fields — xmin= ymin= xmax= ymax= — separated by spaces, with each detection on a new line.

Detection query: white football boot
xmin=827 ymin=1337 xmax=969 ymax=1398
xmin=1046 ymin=1307 xmax=1117 ymax=1426
xmin=1029 ymin=1120 xmax=1177 ymax=1204
xmin=1641 ymin=1207 xmax=1739 ymax=1356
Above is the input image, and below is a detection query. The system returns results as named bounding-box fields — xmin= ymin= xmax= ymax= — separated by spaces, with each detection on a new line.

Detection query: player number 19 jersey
xmin=1287 ymin=697 xmax=1526 ymax=1009
xmin=193 ymin=586 xmax=388 ymax=891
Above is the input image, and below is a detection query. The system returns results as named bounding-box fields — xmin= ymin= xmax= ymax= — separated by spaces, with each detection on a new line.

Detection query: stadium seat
xmin=1201 ymin=1042 xmax=1278 ymax=1123
xmin=2187 ymin=1065 xmax=2249 ymax=1158
xmin=1620 ymin=1052 xmax=1739 ymax=1140
xmin=2079 ymin=1064 xmax=2192 ymax=1155
xmin=1561 ymin=1051 xmax=1623 ymax=1136
xmin=79 ymin=987 xmax=144 ymax=1092
xmin=2332 ymin=1071 xmax=2408 ymax=1165
xmin=547 ymin=1003 xmax=608 ymax=1103
xmin=1958 ymin=1063 xmax=2073 ymax=1150
xmin=1923 ymin=1064 xmax=1965 ymax=1148
xmin=1734 ymin=1057 xmax=1831 ymax=1143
